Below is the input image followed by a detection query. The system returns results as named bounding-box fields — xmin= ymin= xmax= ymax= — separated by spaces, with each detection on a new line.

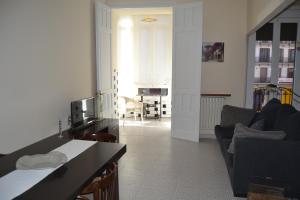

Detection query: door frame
xmin=109 ymin=2 xmax=203 ymax=142
xmin=109 ymin=1 xmax=175 ymax=119
xmin=108 ymin=2 xmax=176 ymax=8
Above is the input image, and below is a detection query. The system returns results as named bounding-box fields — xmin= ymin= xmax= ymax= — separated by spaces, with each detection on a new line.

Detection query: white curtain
xmin=117 ymin=14 xmax=172 ymax=98
xmin=117 ymin=17 xmax=135 ymax=97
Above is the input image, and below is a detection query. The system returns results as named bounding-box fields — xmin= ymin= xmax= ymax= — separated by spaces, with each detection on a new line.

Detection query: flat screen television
xmin=71 ymin=97 xmax=97 ymax=128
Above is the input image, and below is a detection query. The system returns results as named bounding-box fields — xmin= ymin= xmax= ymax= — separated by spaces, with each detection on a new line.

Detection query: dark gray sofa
xmin=215 ymin=99 xmax=300 ymax=198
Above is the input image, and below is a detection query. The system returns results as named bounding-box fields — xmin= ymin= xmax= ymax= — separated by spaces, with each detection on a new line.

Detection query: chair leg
xmin=93 ymin=189 xmax=99 ymax=200
xmin=141 ymin=108 xmax=143 ymax=122
xmin=122 ymin=114 xmax=125 ymax=126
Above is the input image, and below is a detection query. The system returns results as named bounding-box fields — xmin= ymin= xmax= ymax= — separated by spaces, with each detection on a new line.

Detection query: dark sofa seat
xmin=215 ymin=100 xmax=300 ymax=198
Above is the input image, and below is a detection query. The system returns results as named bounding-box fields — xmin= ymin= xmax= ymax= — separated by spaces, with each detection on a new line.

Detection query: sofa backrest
xmin=220 ymin=105 xmax=256 ymax=127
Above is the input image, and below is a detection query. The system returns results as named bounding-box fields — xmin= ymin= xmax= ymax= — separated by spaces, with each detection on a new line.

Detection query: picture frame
xmin=202 ymin=42 xmax=224 ymax=62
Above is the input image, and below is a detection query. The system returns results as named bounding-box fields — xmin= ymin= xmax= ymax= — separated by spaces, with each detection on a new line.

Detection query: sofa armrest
xmin=232 ymin=137 xmax=300 ymax=196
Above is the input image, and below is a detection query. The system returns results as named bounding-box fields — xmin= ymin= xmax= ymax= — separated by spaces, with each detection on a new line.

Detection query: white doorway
xmin=112 ymin=8 xmax=173 ymax=128
xmin=96 ymin=2 xmax=203 ymax=142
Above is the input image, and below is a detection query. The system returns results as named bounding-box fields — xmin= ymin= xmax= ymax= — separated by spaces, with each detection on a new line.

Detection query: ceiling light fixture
xmin=141 ymin=17 xmax=157 ymax=23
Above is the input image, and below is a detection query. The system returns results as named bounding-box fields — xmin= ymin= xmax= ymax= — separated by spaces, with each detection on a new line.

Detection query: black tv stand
xmin=70 ymin=119 xmax=97 ymax=131
xmin=67 ymin=118 xmax=119 ymax=141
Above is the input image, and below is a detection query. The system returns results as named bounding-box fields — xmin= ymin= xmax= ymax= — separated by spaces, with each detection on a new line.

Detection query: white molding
xmin=199 ymin=134 xmax=216 ymax=139
xmin=245 ymin=33 xmax=256 ymax=108
xmin=293 ymin=22 xmax=300 ymax=110
xmin=270 ymin=22 xmax=280 ymax=85
xmin=199 ymin=130 xmax=215 ymax=139
xmin=108 ymin=1 xmax=176 ymax=8
xmin=108 ymin=0 xmax=202 ymax=9
xmin=274 ymin=18 xmax=300 ymax=23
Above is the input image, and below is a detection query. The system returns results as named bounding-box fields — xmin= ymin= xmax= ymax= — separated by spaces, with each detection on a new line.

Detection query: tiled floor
xmin=118 ymin=119 xmax=245 ymax=200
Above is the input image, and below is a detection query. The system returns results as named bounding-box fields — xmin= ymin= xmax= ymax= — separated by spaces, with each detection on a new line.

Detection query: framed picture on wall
xmin=202 ymin=42 xmax=224 ymax=62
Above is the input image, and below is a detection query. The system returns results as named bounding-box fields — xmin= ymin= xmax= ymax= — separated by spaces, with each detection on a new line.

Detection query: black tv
xmin=71 ymin=97 xmax=97 ymax=128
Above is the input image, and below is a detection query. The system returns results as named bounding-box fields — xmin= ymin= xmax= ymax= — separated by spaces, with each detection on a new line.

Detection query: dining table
xmin=0 ymin=131 xmax=126 ymax=200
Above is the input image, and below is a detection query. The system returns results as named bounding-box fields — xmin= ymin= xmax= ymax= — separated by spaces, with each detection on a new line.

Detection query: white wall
xmin=202 ymin=0 xmax=247 ymax=106
xmin=0 ymin=0 xmax=97 ymax=153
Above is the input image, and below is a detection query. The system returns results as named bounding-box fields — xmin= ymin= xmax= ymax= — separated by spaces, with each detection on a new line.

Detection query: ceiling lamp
xmin=141 ymin=17 xmax=157 ymax=23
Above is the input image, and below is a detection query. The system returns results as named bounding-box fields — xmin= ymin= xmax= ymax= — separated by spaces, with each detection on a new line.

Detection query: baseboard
xmin=172 ymin=130 xmax=199 ymax=142
xmin=199 ymin=129 xmax=216 ymax=139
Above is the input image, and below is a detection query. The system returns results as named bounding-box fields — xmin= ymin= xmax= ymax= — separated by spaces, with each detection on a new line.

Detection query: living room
xmin=0 ymin=0 xmax=299 ymax=199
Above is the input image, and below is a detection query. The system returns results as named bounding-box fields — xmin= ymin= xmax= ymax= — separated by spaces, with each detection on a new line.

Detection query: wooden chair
xmin=77 ymin=163 xmax=117 ymax=200
xmin=81 ymin=132 xmax=117 ymax=143
xmin=77 ymin=133 xmax=118 ymax=200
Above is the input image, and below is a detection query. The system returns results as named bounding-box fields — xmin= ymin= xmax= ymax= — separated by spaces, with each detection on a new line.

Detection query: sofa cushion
xmin=220 ymin=105 xmax=256 ymax=127
xmin=261 ymin=98 xmax=282 ymax=130
xmin=228 ymin=123 xmax=286 ymax=154
xmin=282 ymin=112 xmax=300 ymax=140
xmin=273 ymin=104 xmax=297 ymax=131
xmin=215 ymin=125 xmax=235 ymax=140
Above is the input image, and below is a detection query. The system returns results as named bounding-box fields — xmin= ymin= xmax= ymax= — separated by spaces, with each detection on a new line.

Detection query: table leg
xmin=160 ymin=96 xmax=162 ymax=118
xmin=115 ymin=162 xmax=119 ymax=200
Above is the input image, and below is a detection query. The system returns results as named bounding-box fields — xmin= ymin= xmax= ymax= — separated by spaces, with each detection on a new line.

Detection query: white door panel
xmin=95 ymin=1 xmax=114 ymax=118
xmin=172 ymin=2 xmax=203 ymax=142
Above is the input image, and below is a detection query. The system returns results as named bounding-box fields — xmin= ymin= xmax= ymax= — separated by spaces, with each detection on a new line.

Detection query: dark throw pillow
xmin=248 ymin=112 xmax=264 ymax=127
xmin=261 ymin=98 xmax=282 ymax=130
xmin=282 ymin=112 xmax=300 ymax=140
xmin=273 ymin=104 xmax=297 ymax=131
xmin=249 ymin=119 xmax=265 ymax=130
xmin=220 ymin=105 xmax=256 ymax=127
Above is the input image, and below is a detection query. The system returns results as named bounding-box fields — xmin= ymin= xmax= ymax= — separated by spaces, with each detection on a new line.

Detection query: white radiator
xmin=200 ymin=96 xmax=226 ymax=137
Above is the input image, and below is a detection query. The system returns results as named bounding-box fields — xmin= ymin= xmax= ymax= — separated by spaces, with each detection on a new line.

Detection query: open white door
xmin=171 ymin=2 xmax=203 ymax=142
xmin=95 ymin=1 xmax=114 ymax=118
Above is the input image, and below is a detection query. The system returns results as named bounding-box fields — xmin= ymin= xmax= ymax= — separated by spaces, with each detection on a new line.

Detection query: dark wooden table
xmin=248 ymin=180 xmax=287 ymax=200
xmin=0 ymin=123 xmax=126 ymax=200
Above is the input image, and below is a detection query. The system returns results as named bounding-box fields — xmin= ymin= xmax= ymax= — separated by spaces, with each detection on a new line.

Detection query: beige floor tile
xmin=119 ymin=119 xmax=245 ymax=200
